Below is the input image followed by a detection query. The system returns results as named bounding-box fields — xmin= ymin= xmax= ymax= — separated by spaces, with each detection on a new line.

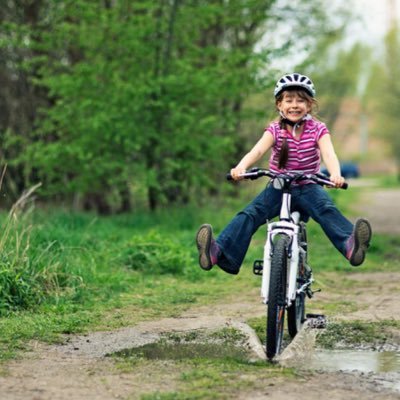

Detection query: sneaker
xmin=195 ymin=224 xmax=220 ymax=271
xmin=346 ymin=218 xmax=372 ymax=267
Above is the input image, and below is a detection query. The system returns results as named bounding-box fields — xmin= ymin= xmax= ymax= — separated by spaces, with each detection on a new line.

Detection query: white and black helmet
xmin=274 ymin=73 xmax=316 ymax=98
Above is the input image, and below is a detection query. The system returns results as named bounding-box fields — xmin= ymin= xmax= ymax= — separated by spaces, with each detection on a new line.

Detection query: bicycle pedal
xmin=253 ymin=260 xmax=263 ymax=276
xmin=306 ymin=287 xmax=321 ymax=299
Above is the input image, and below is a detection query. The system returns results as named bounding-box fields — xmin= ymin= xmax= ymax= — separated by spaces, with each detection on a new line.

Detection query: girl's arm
xmin=318 ymin=134 xmax=345 ymax=187
xmin=231 ymin=131 xmax=275 ymax=180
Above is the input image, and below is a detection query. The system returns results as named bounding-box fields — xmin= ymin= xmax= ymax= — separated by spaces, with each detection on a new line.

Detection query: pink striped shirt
xmin=266 ymin=118 xmax=329 ymax=176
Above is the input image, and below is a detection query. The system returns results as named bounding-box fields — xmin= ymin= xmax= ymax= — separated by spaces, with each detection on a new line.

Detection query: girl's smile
xmin=278 ymin=92 xmax=311 ymax=123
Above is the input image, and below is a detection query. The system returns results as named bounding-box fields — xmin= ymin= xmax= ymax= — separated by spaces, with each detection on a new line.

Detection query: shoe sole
xmin=350 ymin=219 xmax=372 ymax=266
xmin=196 ymin=224 xmax=213 ymax=270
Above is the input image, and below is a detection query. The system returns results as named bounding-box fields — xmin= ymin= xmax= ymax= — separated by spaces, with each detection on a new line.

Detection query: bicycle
xmin=227 ymin=167 xmax=347 ymax=360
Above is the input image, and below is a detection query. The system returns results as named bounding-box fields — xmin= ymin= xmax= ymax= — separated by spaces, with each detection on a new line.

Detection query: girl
xmin=196 ymin=73 xmax=372 ymax=275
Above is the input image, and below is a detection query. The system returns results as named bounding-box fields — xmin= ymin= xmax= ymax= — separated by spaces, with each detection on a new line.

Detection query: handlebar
xmin=226 ymin=168 xmax=348 ymax=190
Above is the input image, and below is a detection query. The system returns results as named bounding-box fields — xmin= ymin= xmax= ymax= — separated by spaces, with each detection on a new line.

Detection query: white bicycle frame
xmin=260 ymin=191 xmax=305 ymax=307
xmin=233 ymin=168 xmax=337 ymax=308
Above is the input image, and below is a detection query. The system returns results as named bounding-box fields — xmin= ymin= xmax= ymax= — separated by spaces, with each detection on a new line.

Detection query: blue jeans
xmin=216 ymin=183 xmax=353 ymax=274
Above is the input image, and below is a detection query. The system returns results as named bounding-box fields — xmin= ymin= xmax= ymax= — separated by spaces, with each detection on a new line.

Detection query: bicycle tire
xmin=266 ymin=234 xmax=290 ymax=360
xmin=287 ymin=223 xmax=307 ymax=338
xmin=287 ymin=292 xmax=305 ymax=338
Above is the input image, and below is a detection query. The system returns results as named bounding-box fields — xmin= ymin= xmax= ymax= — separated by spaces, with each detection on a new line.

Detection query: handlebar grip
xmin=341 ymin=182 xmax=348 ymax=190
xmin=226 ymin=173 xmax=233 ymax=181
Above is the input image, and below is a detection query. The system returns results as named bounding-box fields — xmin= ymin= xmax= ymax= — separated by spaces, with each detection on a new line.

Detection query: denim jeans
xmin=216 ymin=183 xmax=353 ymax=274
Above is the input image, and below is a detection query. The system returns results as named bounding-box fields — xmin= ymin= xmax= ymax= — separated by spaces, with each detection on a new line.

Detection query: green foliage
xmin=116 ymin=231 xmax=193 ymax=275
xmin=0 ymin=0 xmax=351 ymax=212
xmin=0 ymin=195 xmax=223 ymax=318
xmin=0 ymin=249 xmax=44 ymax=313
xmin=0 ymin=207 xmax=85 ymax=316
xmin=21 ymin=1 xmax=278 ymax=211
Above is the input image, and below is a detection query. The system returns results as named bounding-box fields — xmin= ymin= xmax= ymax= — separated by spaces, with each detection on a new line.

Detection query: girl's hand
xmin=330 ymin=174 xmax=345 ymax=188
xmin=230 ymin=166 xmax=247 ymax=181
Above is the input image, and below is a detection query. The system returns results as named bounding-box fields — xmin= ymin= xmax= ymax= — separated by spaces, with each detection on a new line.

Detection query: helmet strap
xmin=279 ymin=113 xmax=311 ymax=136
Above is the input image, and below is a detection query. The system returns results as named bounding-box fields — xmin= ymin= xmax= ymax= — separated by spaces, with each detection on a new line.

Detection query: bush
xmin=117 ymin=231 xmax=194 ymax=275
xmin=0 ymin=257 xmax=43 ymax=313
xmin=0 ymin=202 xmax=84 ymax=315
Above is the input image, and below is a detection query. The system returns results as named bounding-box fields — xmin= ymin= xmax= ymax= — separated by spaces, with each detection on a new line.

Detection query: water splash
xmin=276 ymin=322 xmax=318 ymax=367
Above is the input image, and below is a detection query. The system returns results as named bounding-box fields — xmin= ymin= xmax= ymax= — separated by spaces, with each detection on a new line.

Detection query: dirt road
xmin=1 ymin=182 xmax=400 ymax=400
xmin=2 ymin=273 xmax=400 ymax=400
xmin=353 ymin=184 xmax=400 ymax=235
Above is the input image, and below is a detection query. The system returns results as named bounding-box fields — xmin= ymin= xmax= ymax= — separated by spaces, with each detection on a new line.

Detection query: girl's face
xmin=277 ymin=91 xmax=312 ymax=122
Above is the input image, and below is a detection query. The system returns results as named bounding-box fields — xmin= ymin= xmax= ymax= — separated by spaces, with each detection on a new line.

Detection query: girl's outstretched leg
xmin=296 ymin=185 xmax=372 ymax=266
xmin=195 ymin=185 xmax=282 ymax=274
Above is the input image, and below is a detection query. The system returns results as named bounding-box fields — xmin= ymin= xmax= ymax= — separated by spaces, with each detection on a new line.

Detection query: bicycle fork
xmin=260 ymin=212 xmax=302 ymax=306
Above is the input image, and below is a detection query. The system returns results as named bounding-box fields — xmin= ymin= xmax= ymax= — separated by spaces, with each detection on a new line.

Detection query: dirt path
xmin=352 ymin=184 xmax=400 ymax=235
xmin=2 ymin=275 xmax=400 ymax=400
xmin=1 ymin=181 xmax=400 ymax=400
xmin=2 ymin=273 xmax=400 ymax=400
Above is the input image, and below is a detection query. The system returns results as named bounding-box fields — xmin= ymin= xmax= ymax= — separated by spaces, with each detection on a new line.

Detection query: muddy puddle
xmin=107 ymin=322 xmax=400 ymax=395
xmin=310 ymin=349 xmax=400 ymax=374
xmin=306 ymin=349 xmax=400 ymax=393
xmin=115 ymin=338 xmax=400 ymax=394
xmin=110 ymin=332 xmax=400 ymax=378
xmin=112 ymin=341 xmax=248 ymax=361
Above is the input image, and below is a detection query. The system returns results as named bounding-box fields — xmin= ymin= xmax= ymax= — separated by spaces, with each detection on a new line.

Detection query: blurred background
xmin=1 ymin=0 xmax=399 ymax=214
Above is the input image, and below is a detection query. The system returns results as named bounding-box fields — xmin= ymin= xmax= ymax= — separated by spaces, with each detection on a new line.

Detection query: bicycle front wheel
xmin=288 ymin=222 xmax=307 ymax=338
xmin=266 ymin=234 xmax=290 ymax=360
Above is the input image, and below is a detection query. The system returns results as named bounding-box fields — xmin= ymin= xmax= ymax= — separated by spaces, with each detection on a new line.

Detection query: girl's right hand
xmin=329 ymin=174 xmax=346 ymax=188
xmin=230 ymin=166 xmax=247 ymax=181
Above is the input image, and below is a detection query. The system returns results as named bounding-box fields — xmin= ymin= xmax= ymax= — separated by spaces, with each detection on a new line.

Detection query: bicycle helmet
xmin=274 ymin=73 xmax=316 ymax=98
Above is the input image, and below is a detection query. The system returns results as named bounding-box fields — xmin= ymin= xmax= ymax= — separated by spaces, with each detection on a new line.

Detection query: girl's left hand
xmin=330 ymin=174 xmax=345 ymax=188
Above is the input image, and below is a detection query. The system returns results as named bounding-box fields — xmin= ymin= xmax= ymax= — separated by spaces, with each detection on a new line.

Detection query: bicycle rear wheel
xmin=287 ymin=292 xmax=305 ymax=338
xmin=266 ymin=234 xmax=290 ymax=360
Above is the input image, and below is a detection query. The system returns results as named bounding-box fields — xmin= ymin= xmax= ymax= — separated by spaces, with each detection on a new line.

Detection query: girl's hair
xmin=275 ymin=89 xmax=318 ymax=169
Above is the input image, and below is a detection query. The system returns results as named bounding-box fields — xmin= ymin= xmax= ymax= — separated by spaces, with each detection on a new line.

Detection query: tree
xmin=20 ymin=1 xmax=281 ymax=212
xmin=0 ymin=0 xmax=51 ymax=202
xmin=1 ymin=0 xmax=354 ymax=212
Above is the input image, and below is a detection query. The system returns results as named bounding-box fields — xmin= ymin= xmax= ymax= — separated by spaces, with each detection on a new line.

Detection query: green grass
xmin=374 ymin=174 xmax=400 ymax=188
xmin=140 ymin=359 xmax=292 ymax=400
xmin=0 ymin=178 xmax=399 ymax=363
xmin=316 ymin=319 xmax=400 ymax=349
xmin=0 ymin=199 xmax=256 ymax=360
